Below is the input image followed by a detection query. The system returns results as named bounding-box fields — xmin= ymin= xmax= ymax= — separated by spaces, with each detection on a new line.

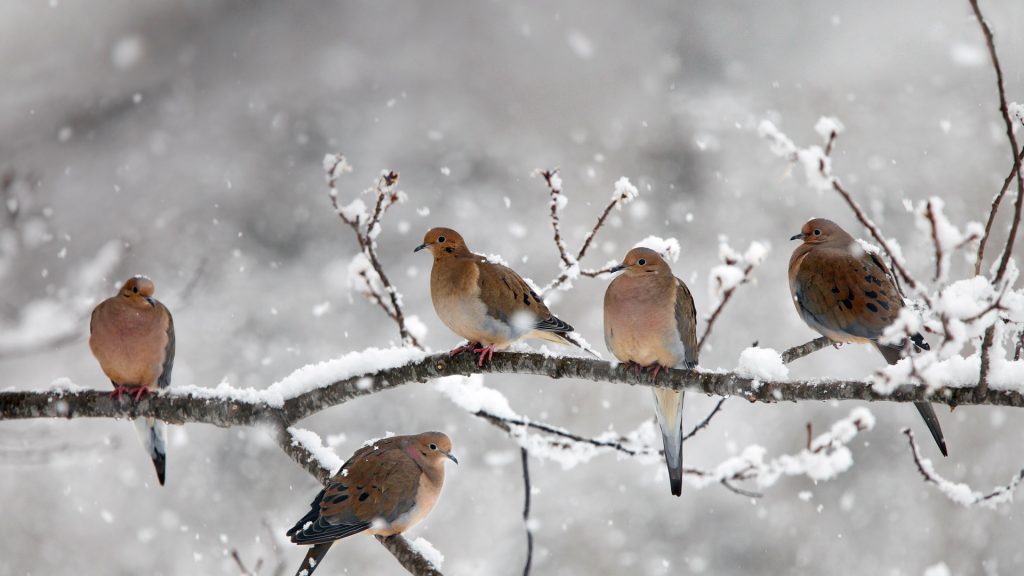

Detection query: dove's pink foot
xmin=449 ymin=342 xmax=480 ymax=357
xmin=472 ymin=344 xmax=496 ymax=366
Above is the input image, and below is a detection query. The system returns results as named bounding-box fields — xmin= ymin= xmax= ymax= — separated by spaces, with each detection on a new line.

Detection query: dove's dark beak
xmin=608 ymin=264 xmax=626 ymax=273
xmin=790 ymin=233 xmax=805 ymax=241
xmin=444 ymin=451 xmax=459 ymax=465
xmin=414 ymin=243 xmax=428 ymax=253
xmin=146 ymin=297 xmax=156 ymax=308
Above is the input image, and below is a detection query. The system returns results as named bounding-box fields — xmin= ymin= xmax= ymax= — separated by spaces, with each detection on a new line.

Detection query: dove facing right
xmin=287 ymin=432 xmax=457 ymax=576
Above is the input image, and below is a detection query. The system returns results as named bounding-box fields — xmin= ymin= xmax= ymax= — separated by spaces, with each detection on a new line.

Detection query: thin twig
xmin=968 ymin=0 xmax=1024 ymax=285
xmin=538 ymin=170 xmax=635 ymax=292
xmin=780 ymin=336 xmax=833 ymax=364
xmin=520 ymin=448 xmax=533 ymax=576
xmin=697 ymin=263 xmax=755 ymax=353
xmin=324 ymin=156 xmax=420 ymax=348
xmin=975 ymin=145 xmax=1024 ymax=275
xmin=924 ymin=199 xmax=944 ymax=282
xmin=967 ymin=0 xmax=1024 ymax=400
xmin=682 ymin=397 xmax=728 ymax=442
xmin=903 ymin=428 xmax=1024 ymax=507
xmin=539 ymin=169 xmax=574 ymax=268
xmin=230 ymin=549 xmax=260 ymax=576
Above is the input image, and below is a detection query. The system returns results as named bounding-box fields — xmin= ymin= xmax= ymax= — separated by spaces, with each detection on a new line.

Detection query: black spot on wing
xmin=840 ymin=287 xmax=855 ymax=310
xmin=866 ymin=303 xmax=878 ymax=313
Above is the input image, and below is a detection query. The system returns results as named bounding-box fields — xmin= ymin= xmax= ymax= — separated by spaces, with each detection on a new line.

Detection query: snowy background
xmin=2 ymin=1 xmax=1023 ymax=574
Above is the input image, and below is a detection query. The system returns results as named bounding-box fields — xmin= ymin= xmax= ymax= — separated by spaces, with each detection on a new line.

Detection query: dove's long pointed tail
xmin=913 ymin=401 xmax=948 ymax=457
xmin=294 ymin=542 xmax=333 ymax=576
xmin=875 ymin=342 xmax=948 ymax=457
xmin=538 ymin=330 xmax=601 ymax=358
xmin=133 ymin=417 xmax=167 ymax=485
xmin=652 ymin=388 xmax=684 ymax=496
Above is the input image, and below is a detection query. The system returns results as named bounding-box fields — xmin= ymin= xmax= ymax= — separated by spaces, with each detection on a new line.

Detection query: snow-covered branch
xmin=535 ymin=169 xmax=640 ymax=292
xmin=903 ymin=428 xmax=1024 ymax=509
xmin=324 ymin=154 xmax=422 ymax=348
xmin=6 ymin=344 xmax=1024 ymax=430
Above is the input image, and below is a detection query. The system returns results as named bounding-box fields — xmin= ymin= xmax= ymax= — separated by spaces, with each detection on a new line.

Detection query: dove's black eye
xmin=429 ymin=443 xmax=437 ymax=450
xmin=637 ymin=258 xmax=646 ymax=266
xmin=437 ymin=236 xmax=446 ymax=243
xmin=132 ymin=286 xmax=139 ymax=294
xmin=813 ymin=229 xmax=821 ymax=236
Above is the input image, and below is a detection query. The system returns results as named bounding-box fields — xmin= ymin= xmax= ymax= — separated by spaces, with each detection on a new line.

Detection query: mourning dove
xmin=415 ymin=227 xmax=587 ymax=364
xmin=89 ymin=276 xmax=175 ymax=485
xmin=287 ymin=432 xmax=457 ymax=576
xmin=789 ymin=218 xmax=947 ymax=456
xmin=604 ymin=247 xmax=698 ymax=496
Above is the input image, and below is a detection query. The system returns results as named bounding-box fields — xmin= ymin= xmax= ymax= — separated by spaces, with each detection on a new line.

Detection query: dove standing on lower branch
xmin=604 ymin=247 xmax=698 ymax=496
xmin=287 ymin=432 xmax=458 ymax=576
xmin=89 ymin=276 xmax=175 ymax=485
xmin=788 ymin=218 xmax=947 ymax=456
xmin=415 ymin=227 xmax=588 ymax=365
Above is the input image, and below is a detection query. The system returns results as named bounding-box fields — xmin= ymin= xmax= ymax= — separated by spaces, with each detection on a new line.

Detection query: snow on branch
xmin=903 ymin=428 xmax=1024 ymax=509
xmin=7 ymin=345 xmax=1024 ymax=429
xmin=535 ymin=168 xmax=640 ymax=292
xmin=699 ymin=238 xmax=770 ymax=352
xmin=324 ymin=154 xmax=422 ymax=348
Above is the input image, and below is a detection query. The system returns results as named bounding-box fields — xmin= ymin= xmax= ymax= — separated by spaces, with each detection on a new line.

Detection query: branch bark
xmin=5 ymin=346 xmax=1023 ymax=430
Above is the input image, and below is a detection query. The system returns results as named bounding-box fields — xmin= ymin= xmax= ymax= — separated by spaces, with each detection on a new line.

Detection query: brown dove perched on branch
xmin=604 ymin=247 xmax=698 ymax=496
xmin=415 ymin=227 xmax=589 ymax=365
xmin=287 ymin=432 xmax=457 ymax=576
xmin=788 ymin=218 xmax=947 ymax=456
xmin=89 ymin=276 xmax=175 ymax=485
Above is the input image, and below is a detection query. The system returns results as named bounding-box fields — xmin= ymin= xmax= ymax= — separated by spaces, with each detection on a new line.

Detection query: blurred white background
xmin=1 ymin=1 xmax=1023 ymax=574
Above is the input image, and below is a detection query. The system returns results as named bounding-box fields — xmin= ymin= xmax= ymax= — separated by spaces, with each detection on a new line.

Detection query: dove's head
xmin=409 ymin=432 xmax=458 ymax=467
xmin=414 ymin=227 xmax=470 ymax=258
xmin=118 ymin=276 xmax=157 ymax=308
xmin=610 ymin=247 xmax=672 ymax=277
xmin=790 ymin=218 xmax=852 ymax=245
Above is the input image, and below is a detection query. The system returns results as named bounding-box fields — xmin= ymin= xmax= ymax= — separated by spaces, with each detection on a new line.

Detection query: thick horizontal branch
xmin=4 ymin=348 xmax=1023 ymax=429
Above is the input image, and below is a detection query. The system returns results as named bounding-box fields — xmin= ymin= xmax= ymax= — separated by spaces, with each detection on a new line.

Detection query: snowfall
xmin=1 ymin=2 xmax=1023 ymax=575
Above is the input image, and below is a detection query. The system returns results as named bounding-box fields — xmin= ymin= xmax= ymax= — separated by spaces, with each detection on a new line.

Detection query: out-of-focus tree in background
xmin=1 ymin=1 xmax=1022 ymax=574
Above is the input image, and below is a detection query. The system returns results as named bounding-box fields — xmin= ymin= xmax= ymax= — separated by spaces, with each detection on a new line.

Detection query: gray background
xmin=1 ymin=1 xmax=1022 ymax=574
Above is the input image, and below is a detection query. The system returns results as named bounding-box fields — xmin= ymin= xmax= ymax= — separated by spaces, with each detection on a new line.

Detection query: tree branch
xmin=520 ymin=448 xmax=533 ymax=576
xmin=903 ymin=428 xmax=1024 ymax=508
xmin=5 ymin=345 xmax=1023 ymax=431
xmin=781 ymin=336 xmax=833 ymax=364
xmin=968 ymin=0 xmax=1024 ymax=286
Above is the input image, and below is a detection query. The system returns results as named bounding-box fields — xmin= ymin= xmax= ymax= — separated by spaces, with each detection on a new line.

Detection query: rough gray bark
xmin=4 ymin=350 xmax=1021 ymax=428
